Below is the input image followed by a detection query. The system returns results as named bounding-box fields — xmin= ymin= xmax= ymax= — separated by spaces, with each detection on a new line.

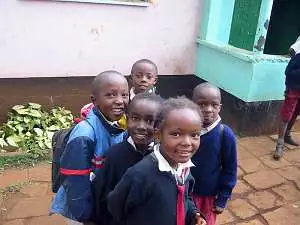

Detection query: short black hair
xmin=192 ymin=82 xmax=221 ymax=100
xmin=92 ymin=70 xmax=125 ymax=95
xmin=155 ymin=96 xmax=202 ymax=130
xmin=128 ymin=92 xmax=164 ymax=114
xmin=130 ymin=59 xmax=158 ymax=75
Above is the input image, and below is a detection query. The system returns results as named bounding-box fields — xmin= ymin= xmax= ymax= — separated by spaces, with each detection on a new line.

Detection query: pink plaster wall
xmin=0 ymin=0 xmax=202 ymax=78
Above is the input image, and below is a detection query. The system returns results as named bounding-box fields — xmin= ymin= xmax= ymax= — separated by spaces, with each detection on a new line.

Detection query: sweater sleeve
xmin=92 ymin=149 xmax=118 ymax=224
xmin=60 ymin=136 xmax=95 ymax=222
xmin=107 ymin=167 xmax=148 ymax=223
xmin=215 ymin=127 xmax=237 ymax=209
xmin=285 ymin=54 xmax=300 ymax=77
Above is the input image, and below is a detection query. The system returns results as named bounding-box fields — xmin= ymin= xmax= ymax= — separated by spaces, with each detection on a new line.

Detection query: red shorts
xmin=280 ymin=90 xmax=300 ymax=122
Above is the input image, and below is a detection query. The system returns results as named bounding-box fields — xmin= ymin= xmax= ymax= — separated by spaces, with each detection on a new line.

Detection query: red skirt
xmin=192 ymin=195 xmax=217 ymax=225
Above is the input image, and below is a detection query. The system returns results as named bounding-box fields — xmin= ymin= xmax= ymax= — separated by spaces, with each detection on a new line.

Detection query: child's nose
xmin=181 ymin=135 xmax=192 ymax=146
xmin=137 ymin=120 xmax=147 ymax=130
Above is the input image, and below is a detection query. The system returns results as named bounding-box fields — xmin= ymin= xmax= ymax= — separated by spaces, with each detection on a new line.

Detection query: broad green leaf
xmin=28 ymin=103 xmax=42 ymax=109
xmin=27 ymin=109 xmax=42 ymax=118
xmin=13 ymin=108 xmax=28 ymax=115
xmin=24 ymin=117 xmax=31 ymax=123
xmin=33 ymin=128 xmax=44 ymax=136
xmin=48 ymin=125 xmax=60 ymax=131
xmin=16 ymin=116 xmax=24 ymax=122
xmin=12 ymin=105 xmax=25 ymax=111
xmin=6 ymin=136 xmax=21 ymax=147
xmin=0 ymin=137 xmax=8 ymax=148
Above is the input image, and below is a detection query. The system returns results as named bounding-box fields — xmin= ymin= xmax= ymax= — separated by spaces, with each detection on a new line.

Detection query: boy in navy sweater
xmin=92 ymin=92 xmax=163 ymax=225
xmin=191 ymin=83 xmax=237 ymax=225
xmin=130 ymin=59 xmax=158 ymax=100
xmin=50 ymin=71 xmax=129 ymax=225
xmin=274 ymin=37 xmax=300 ymax=159
xmin=107 ymin=97 xmax=206 ymax=225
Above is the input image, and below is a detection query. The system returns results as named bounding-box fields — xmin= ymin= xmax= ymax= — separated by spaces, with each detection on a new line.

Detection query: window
xmin=43 ymin=0 xmax=151 ymax=6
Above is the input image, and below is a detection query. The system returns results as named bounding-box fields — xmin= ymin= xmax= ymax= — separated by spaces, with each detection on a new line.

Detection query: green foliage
xmin=0 ymin=103 xmax=73 ymax=160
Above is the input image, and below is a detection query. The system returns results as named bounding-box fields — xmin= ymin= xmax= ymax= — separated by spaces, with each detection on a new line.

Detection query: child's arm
xmin=107 ymin=167 xmax=148 ymax=223
xmin=186 ymin=178 xmax=206 ymax=225
xmin=60 ymin=136 xmax=95 ymax=222
xmin=215 ymin=127 xmax=237 ymax=210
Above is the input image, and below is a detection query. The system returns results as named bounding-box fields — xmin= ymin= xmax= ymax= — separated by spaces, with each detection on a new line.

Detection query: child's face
xmin=156 ymin=108 xmax=201 ymax=167
xmin=127 ymin=99 xmax=160 ymax=150
xmin=93 ymin=78 xmax=129 ymax=121
xmin=131 ymin=62 xmax=157 ymax=94
xmin=193 ymin=87 xmax=221 ymax=127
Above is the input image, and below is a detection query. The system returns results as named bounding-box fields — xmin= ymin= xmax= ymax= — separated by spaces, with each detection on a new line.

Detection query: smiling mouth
xmin=134 ymin=133 xmax=147 ymax=139
xmin=112 ymin=108 xmax=124 ymax=114
xmin=177 ymin=151 xmax=192 ymax=157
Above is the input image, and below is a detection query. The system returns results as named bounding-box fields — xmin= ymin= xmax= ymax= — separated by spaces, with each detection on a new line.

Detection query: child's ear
xmin=154 ymin=128 xmax=161 ymax=143
xmin=153 ymin=76 xmax=158 ymax=85
xmin=90 ymin=95 xmax=96 ymax=104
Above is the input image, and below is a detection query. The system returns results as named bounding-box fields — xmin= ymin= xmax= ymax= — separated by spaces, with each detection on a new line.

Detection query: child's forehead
xmin=195 ymin=87 xmax=220 ymax=100
xmin=130 ymin=99 xmax=160 ymax=113
xmin=132 ymin=62 xmax=156 ymax=72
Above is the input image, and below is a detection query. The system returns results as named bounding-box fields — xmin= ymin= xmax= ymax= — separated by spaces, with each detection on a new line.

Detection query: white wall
xmin=0 ymin=0 xmax=202 ymax=78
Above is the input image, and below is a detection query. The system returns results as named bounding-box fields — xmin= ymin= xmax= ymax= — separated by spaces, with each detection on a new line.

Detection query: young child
xmin=92 ymin=92 xmax=163 ymax=225
xmin=50 ymin=70 xmax=129 ymax=225
xmin=191 ymin=82 xmax=237 ymax=225
xmin=107 ymin=97 xmax=206 ymax=225
xmin=274 ymin=37 xmax=300 ymax=159
xmin=130 ymin=59 xmax=158 ymax=100
xmin=74 ymin=58 xmax=158 ymax=125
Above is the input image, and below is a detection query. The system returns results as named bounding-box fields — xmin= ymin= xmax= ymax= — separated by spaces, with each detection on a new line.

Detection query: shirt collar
xmin=153 ymin=144 xmax=194 ymax=176
xmin=200 ymin=116 xmax=221 ymax=136
xmin=127 ymin=136 xmax=154 ymax=152
xmin=130 ymin=88 xmax=136 ymax=100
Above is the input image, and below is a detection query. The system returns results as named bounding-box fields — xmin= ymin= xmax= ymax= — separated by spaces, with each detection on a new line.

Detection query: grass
xmin=0 ymin=182 xmax=30 ymax=200
xmin=0 ymin=152 xmax=50 ymax=170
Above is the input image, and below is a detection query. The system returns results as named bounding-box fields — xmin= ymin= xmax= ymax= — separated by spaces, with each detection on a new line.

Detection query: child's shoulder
xmin=221 ymin=123 xmax=236 ymax=144
xmin=126 ymin=154 xmax=157 ymax=177
xmin=68 ymin=120 xmax=95 ymax=141
xmin=106 ymin=141 xmax=130 ymax=159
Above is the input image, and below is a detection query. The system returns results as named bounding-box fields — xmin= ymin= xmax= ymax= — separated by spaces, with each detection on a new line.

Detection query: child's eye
xmin=170 ymin=132 xmax=180 ymax=137
xmin=131 ymin=116 xmax=139 ymax=121
xmin=105 ymin=93 xmax=115 ymax=97
xmin=191 ymin=133 xmax=200 ymax=138
xmin=122 ymin=93 xmax=129 ymax=97
xmin=213 ymin=103 xmax=220 ymax=108
xmin=146 ymin=119 xmax=154 ymax=125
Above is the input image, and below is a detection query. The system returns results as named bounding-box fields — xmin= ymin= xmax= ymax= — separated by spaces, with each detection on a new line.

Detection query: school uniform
xmin=50 ymin=107 xmax=127 ymax=223
xmin=92 ymin=137 xmax=153 ymax=225
xmin=107 ymin=145 xmax=203 ymax=225
xmin=129 ymin=86 xmax=156 ymax=100
xmin=280 ymin=53 xmax=300 ymax=123
xmin=191 ymin=118 xmax=237 ymax=225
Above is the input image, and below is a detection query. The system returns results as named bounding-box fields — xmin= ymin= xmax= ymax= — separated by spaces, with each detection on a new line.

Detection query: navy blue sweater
xmin=107 ymin=153 xmax=200 ymax=225
xmin=191 ymin=122 xmax=237 ymax=208
xmin=285 ymin=53 xmax=300 ymax=91
xmin=92 ymin=140 xmax=152 ymax=225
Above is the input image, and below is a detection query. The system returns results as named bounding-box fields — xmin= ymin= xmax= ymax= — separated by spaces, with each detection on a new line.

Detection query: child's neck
xmin=203 ymin=116 xmax=220 ymax=128
xmin=159 ymin=149 xmax=178 ymax=169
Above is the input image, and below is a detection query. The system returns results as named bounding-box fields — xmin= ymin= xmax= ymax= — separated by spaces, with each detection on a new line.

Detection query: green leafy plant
xmin=0 ymin=103 xmax=73 ymax=160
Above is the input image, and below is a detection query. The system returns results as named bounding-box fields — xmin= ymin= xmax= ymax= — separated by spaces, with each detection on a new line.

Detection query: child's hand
xmin=212 ymin=206 xmax=224 ymax=214
xmin=195 ymin=213 xmax=206 ymax=225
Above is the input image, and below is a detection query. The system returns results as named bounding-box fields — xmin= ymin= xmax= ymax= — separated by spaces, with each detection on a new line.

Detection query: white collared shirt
xmin=153 ymin=145 xmax=194 ymax=179
xmin=200 ymin=116 xmax=221 ymax=136
xmin=127 ymin=136 xmax=154 ymax=152
xmin=130 ymin=88 xmax=136 ymax=100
